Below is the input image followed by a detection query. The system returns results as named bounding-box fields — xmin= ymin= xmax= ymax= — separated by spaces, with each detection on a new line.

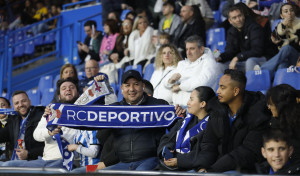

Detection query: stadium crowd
xmin=0 ymin=0 xmax=300 ymax=174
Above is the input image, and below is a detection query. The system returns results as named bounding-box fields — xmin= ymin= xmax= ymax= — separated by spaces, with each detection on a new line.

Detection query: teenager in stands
xmin=157 ymin=86 xmax=216 ymax=171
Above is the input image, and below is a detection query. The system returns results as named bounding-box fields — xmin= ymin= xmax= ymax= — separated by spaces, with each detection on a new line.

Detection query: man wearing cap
xmin=93 ymin=70 xmax=185 ymax=171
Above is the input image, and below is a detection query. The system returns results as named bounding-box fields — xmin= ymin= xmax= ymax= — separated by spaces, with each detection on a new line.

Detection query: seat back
xmin=38 ymin=75 xmax=53 ymax=93
xmin=26 ymin=89 xmax=41 ymax=106
xmin=273 ymin=67 xmax=300 ymax=89
xmin=41 ymin=88 xmax=55 ymax=106
xmin=143 ymin=63 xmax=155 ymax=81
xmin=124 ymin=65 xmax=143 ymax=75
xmin=246 ymin=70 xmax=271 ymax=92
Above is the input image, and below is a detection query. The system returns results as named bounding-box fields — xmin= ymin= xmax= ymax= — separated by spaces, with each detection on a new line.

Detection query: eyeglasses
xmin=85 ymin=67 xmax=98 ymax=70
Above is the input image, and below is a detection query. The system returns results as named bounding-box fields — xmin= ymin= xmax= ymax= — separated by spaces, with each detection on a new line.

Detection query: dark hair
xmin=84 ymin=20 xmax=97 ymax=28
xmin=12 ymin=90 xmax=28 ymax=99
xmin=0 ymin=97 xmax=10 ymax=107
xmin=59 ymin=64 xmax=79 ymax=81
xmin=266 ymin=84 xmax=300 ymax=129
xmin=194 ymin=86 xmax=216 ymax=111
xmin=136 ymin=8 xmax=146 ymax=15
xmin=104 ymin=19 xmax=119 ymax=34
xmin=185 ymin=35 xmax=204 ymax=48
xmin=116 ymin=18 xmax=133 ymax=52
xmin=263 ymin=128 xmax=291 ymax=147
xmin=163 ymin=0 xmax=176 ymax=9
xmin=280 ymin=3 xmax=292 ymax=14
xmin=125 ymin=11 xmax=136 ymax=19
xmin=234 ymin=2 xmax=258 ymax=19
xmin=224 ymin=69 xmax=247 ymax=91
xmin=143 ymin=79 xmax=154 ymax=96
xmin=56 ymin=77 xmax=79 ymax=96
xmin=228 ymin=6 xmax=243 ymax=18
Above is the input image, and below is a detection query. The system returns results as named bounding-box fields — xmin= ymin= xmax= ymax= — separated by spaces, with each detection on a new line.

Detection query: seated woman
xmin=266 ymin=84 xmax=300 ymax=163
xmin=254 ymin=3 xmax=300 ymax=77
xmin=150 ymin=44 xmax=182 ymax=104
xmin=99 ymin=19 xmax=119 ymax=64
xmin=51 ymin=64 xmax=79 ymax=103
xmin=118 ymin=16 xmax=156 ymax=68
xmin=109 ymin=18 xmax=133 ymax=64
xmin=157 ymin=86 xmax=215 ymax=171
xmin=0 ymin=97 xmax=11 ymax=161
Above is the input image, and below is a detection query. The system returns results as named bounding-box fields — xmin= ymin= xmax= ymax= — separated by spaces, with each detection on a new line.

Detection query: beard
xmin=17 ymin=106 xmax=30 ymax=117
xmin=59 ymin=95 xmax=79 ymax=104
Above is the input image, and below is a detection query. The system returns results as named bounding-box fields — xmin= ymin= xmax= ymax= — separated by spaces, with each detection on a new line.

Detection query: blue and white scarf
xmin=0 ymin=108 xmax=17 ymax=115
xmin=11 ymin=111 xmax=31 ymax=160
xmin=47 ymin=79 xmax=112 ymax=171
xmin=175 ymin=114 xmax=209 ymax=154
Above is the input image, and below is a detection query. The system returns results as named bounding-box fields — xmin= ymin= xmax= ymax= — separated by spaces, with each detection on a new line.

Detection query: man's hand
xmin=198 ymin=168 xmax=207 ymax=173
xmin=15 ymin=149 xmax=28 ymax=160
xmin=171 ymin=84 xmax=181 ymax=93
xmin=48 ymin=126 xmax=62 ymax=136
xmin=94 ymin=75 xmax=106 ymax=82
xmin=175 ymin=104 xmax=186 ymax=117
xmin=229 ymin=57 xmax=238 ymax=70
xmin=164 ymin=158 xmax=177 ymax=167
xmin=96 ymin=162 xmax=106 ymax=170
xmin=81 ymin=44 xmax=90 ymax=53
xmin=168 ymin=73 xmax=181 ymax=84
xmin=43 ymin=105 xmax=51 ymax=118
xmin=215 ymin=56 xmax=222 ymax=62
xmin=67 ymin=144 xmax=78 ymax=152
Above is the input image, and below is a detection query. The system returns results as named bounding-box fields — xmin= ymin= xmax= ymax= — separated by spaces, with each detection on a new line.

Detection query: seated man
xmin=195 ymin=69 xmax=270 ymax=173
xmin=0 ymin=91 xmax=45 ymax=166
xmin=165 ymin=35 xmax=220 ymax=107
xmin=257 ymin=128 xmax=300 ymax=175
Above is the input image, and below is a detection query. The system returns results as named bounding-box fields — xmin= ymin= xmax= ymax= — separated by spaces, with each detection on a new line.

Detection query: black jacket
xmin=220 ymin=17 xmax=274 ymax=62
xmin=196 ymin=91 xmax=271 ymax=172
xmin=157 ymin=115 xmax=206 ymax=170
xmin=78 ymin=33 xmax=103 ymax=64
xmin=98 ymin=94 xmax=169 ymax=163
xmin=256 ymin=161 xmax=300 ymax=175
xmin=0 ymin=106 xmax=45 ymax=160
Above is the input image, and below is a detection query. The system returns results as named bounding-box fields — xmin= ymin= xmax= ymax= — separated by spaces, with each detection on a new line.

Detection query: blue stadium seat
xmin=24 ymin=39 xmax=35 ymax=55
xmin=43 ymin=32 xmax=56 ymax=45
xmin=206 ymin=28 xmax=225 ymax=48
xmin=41 ymin=88 xmax=55 ymax=106
xmin=110 ymin=82 xmax=118 ymax=95
xmin=215 ymin=73 xmax=223 ymax=93
xmin=118 ymin=68 xmax=124 ymax=85
xmin=117 ymin=89 xmax=123 ymax=102
xmin=246 ymin=70 xmax=271 ymax=92
xmin=38 ymin=75 xmax=53 ymax=93
xmin=124 ymin=65 xmax=143 ymax=76
xmin=211 ymin=41 xmax=226 ymax=53
xmin=13 ymin=43 xmax=25 ymax=58
xmin=213 ymin=11 xmax=221 ymax=24
xmin=15 ymin=31 xmax=24 ymax=43
xmin=273 ymin=67 xmax=300 ymax=89
xmin=120 ymin=9 xmax=131 ymax=21
xmin=53 ymin=74 xmax=60 ymax=90
xmin=78 ymin=71 xmax=86 ymax=80
xmin=34 ymin=34 xmax=44 ymax=46
xmin=26 ymin=89 xmax=41 ymax=106
xmin=143 ymin=63 xmax=155 ymax=81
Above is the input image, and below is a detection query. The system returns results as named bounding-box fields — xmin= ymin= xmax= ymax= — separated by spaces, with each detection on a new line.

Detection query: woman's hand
xmin=164 ymin=158 xmax=178 ymax=167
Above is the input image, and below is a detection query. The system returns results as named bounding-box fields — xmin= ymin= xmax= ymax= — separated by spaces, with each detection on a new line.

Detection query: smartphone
xmin=271 ymin=30 xmax=281 ymax=41
xmin=92 ymin=24 xmax=95 ymax=36
xmin=76 ymin=41 xmax=82 ymax=45
xmin=162 ymin=146 xmax=173 ymax=160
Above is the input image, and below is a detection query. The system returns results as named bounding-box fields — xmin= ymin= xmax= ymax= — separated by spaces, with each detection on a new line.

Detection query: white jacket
xmin=165 ymin=48 xmax=221 ymax=106
xmin=33 ymin=117 xmax=77 ymax=161
xmin=150 ymin=66 xmax=176 ymax=104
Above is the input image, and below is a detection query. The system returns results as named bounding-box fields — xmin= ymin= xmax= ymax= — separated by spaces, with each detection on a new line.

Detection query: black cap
xmin=121 ymin=70 xmax=143 ymax=84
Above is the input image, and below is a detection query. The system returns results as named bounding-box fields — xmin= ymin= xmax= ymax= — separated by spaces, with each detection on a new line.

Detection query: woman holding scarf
xmin=157 ymin=86 xmax=215 ymax=171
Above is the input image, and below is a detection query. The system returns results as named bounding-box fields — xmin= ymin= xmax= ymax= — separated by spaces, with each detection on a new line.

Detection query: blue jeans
xmin=261 ymin=45 xmax=299 ymax=77
xmin=0 ymin=157 xmax=63 ymax=168
xmin=103 ymin=157 xmax=158 ymax=171
xmin=220 ymin=57 xmax=266 ymax=73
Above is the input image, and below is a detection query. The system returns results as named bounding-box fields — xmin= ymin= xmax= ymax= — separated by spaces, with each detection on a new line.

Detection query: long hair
xmin=266 ymin=84 xmax=300 ymax=130
xmin=194 ymin=86 xmax=216 ymax=112
xmin=104 ymin=19 xmax=119 ymax=34
xmin=115 ymin=18 xmax=133 ymax=52
xmin=132 ymin=16 xmax=149 ymax=31
xmin=154 ymin=44 xmax=182 ymax=69
xmin=59 ymin=64 xmax=79 ymax=81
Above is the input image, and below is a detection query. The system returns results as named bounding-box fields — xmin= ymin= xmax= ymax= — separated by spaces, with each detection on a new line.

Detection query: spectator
xmin=78 ymin=20 xmax=103 ymax=64
xmin=158 ymin=0 xmax=181 ymax=38
xmin=173 ymin=5 xmax=206 ymax=58
xmin=254 ymin=4 xmax=300 ymax=77
xmin=99 ymin=19 xmax=119 ymax=64
xmin=165 ymin=35 xmax=220 ymax=107
xmin=0 ymin=97 xmax=11 ymax=160
xmin=109 ymin=18 xmax=133 ymax=64
xmin=256 ymin=129 xmax=300 ymax=175
xmin=107 ymin=11 xmax=121 ymax=25
xmin=93 ymin=70 xmax=185 ymax=171
xmin=216 ymin=6 xmax=274 ymax=73
xmin=151 ymin=44 xmax=182 ymax=104
xmin=266 ymin=84 xmax=300 ymax=163
xmin=3 ymin=78 xmax=79 ymax=168
xmin=143 ymin=79 xmax=154 ymax=96
xmin=125 ymin=11 xmax=136 ymax=21
xmin=195 ymin=69 xmax=270 ymax=173
xmin=51 ymin=64 xmax=79 ymax=103
xmin=158 ymin=86 xmax=216 ymax=171
xmin=0 ymin=91 xmax=45 ymax=166
xmin=33 ymin=1 xmax=48 ymax=21
xmin=119 ymin=16 xmax=155 ymax=68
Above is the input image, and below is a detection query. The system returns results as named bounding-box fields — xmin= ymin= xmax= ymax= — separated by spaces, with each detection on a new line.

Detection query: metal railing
xmin=62 ymin=0 xmax=100 ymax=10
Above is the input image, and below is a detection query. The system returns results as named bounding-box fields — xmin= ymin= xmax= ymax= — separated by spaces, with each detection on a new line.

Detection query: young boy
xmin=257 ymin=129 xmax=300 ymax=175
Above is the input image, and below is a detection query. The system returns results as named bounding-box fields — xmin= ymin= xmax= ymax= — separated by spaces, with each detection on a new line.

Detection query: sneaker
xmin=253 ymin=65 xmax=261 ymax=71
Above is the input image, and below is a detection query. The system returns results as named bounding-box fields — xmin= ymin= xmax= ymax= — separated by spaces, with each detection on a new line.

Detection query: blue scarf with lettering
xmin=0 ymin=108 xmax=17 ymax=115
xmin=175 ymin=114 xmax=209 ymax=154
xmin=47 ymin=104 xmax=177 ymax=129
